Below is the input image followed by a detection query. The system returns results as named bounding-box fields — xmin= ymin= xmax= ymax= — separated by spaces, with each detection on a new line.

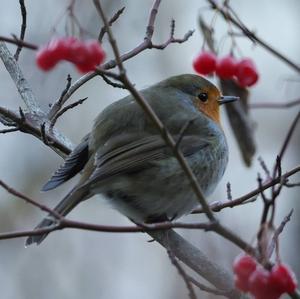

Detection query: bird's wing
xmin=84 ymin=134 xmax=209 ymax=185
xmin=41 ymin=134 xmax=90 ymax=191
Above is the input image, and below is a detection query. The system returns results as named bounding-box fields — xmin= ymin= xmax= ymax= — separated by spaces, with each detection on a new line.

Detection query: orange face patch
xmin=194 ymin=85 xmax=222 ymax=125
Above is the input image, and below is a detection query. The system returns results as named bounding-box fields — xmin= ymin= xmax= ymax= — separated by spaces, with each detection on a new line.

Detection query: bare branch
xmin=48 ymin=74 xmax=72 ymax=120
xmin=207 ymin=0 xmax=300 ymax=73
xmin=148 ymin=230 xmax=243 ymax=298
xmin=98 ymin=73 xmax=126 ymax=89
xmin=175 ymin=118 xmax=197 ymax=150
xmin=258 ymin=156 xmax=272 ymax=181
xmin=40 ymin=122 xmax=54 ymax=146
xmin=58 ymin=1 xmax=193 ymax=110
xmin=0 ymin=35 xmax=37 ymax=50
xmin=0 ymin=106 xmax=72 ymax=156
xmin=192 ymin=164 xmax=300 ymax=214
xmin=0 ymin=127 xmax=19 ymax=134
xmin=285 ymin=181 xmax=300 ymax=187
xmin=189 ymin=276 xmax=230 ymax=296
xmin=267 ymin=209 xmax=293 ymax=259
xmin=14 ymin=0 xmax=27 ymax=60
xmin=0 ymin=42 xmax=42 ymax=114
xmin=277 ymin=111 xmax=300 ymax=164
xmin=0 ymin=180 xmax=61 ymax=218
xmin=49 ymin=97 xmax=88 ymax=129
xmin=145 ymin=0 xmax=161 ymax=41
xmin=167 ymin=249 xmax=197 ymax=299
xmin=226 ymin=182 xmax=232 ymax=201
xmin=98 ymin=6 xmax=125 ymax=42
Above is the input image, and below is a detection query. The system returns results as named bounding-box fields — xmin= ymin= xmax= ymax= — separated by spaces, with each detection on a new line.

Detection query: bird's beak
xmin=218 ymin=95 xmax=239 ymax=105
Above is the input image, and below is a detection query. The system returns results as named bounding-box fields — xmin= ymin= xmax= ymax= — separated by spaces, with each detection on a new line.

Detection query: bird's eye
xmin=197 ymin=92 xmax=208 ymax=102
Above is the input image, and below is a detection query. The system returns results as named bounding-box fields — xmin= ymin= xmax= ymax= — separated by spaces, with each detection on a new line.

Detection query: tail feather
xmin=25 ymin=188 xmax=87 ymax=246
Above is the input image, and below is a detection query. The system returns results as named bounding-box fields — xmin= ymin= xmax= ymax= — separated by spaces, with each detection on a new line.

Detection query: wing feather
xmin=85 ymin=135 xmax=208 ymax=185
xmin=42 ymin=134 xmax=90 ymax=191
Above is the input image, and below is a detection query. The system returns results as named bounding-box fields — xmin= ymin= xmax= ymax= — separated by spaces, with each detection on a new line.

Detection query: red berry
xmin=86 ymin=40 xmax=106 ymax=66
xmin=36 ymin=37 xmax=106 ymax=73
xmin=233 ymin=254 xmax=257 ymax=279
xmin=234 ymin=276 xmax=250 ymax=292
xmin=270 ymin=264 xmax=297 ymax=294
xmin=47 ymin=38 xmax=69 ymax=61
xmin=248 ymin=267 xmax=281 ymax=299
xmin=216 ymin=55 xmax=237 ymax=79
xmin=235 ymin=58 xmax=259 ymax=87
xmin=36 ymin=47 xmax=58 ymax=71
xmin=75 ymin=62 xmax=96 ymax=74
xmin=67 ymin=38 xmax=89 ymax=65
xmin=193 ymin=51 xmax=217 ymax=75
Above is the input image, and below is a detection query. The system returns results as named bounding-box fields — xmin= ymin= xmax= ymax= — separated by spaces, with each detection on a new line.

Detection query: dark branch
xmin=48 ymin=74 xmax=72 ymax=120
xmin=167 ymin=249 xmax=197 ymax=299
xmin=0 ymin=179 xmax=61 ymax=218
xmin=50 ymin=97 xmax=88 ymax=130
xmin=207 ymin=0 xmax=300 ymax=73
xmin=98 ymin=6 xmax=125 ymax=42
xmin=14 ymin=0 xmax=27 ymax=60
xmin=192 ymin=164 xmax=300 ymax=214
xmin=0 ymin=127 xmax=19 ymax=134
xmin=0 ymin=35 xmax=37 ymax=50
xmin=267 ymin=209 xmax=293 ymax=259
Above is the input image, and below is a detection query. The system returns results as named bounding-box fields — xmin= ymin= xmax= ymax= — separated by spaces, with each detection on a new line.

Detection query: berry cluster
xmin=36 ymin=37 xmax=106 ymax=73
xmin=193 ymin=51 xmax=259 ymax=87
xmin=233 ymin=254 xmax=297 ymax=299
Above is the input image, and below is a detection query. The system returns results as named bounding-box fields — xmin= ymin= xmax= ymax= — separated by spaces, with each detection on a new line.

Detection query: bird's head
xmin=164 ymin=74 xmax=238 ymax=124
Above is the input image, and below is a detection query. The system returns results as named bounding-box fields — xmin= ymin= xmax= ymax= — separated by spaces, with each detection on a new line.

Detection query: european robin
xmin=26 ymin=74 xmax=237 ymax=245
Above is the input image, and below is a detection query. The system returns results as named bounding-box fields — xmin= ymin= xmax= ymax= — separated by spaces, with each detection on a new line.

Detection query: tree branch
xmin=14 ymin=0 xmax=27 ymax=60
xmin=0 ymin=42 xmax=43 ymax=114
xmin=192 ymin=164 xmax=300 ymax=214
xmin=207 ymin=0 xmax=300 ymax=73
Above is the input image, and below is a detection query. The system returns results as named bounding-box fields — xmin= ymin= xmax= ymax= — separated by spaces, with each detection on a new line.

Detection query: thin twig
xmin=40 ymin=122 xmax=54 ymax=146
xmin=285 ymin=181 xmax=300 ymax=187
xmin=151 ymin=29 xmax=194 ymax=49
xmin=267 ymin=209 xmax=293 ymax=259
xmin=0 ymin=35 xmax=37 ymax=50
xmin=258 ymin=156 xmax=272 ymax=181
xmin=207 ymin=0 xmax=300 ymax=73
xmin=98 ymin=73 xmax=126 ymax=89
xmin=192 ymin=164 xmax=300 ymax=213
xmin=145 ymin=0 xmax=161 ymax=41
xmin=175 ymin=118 xmax=196 ymax=150
xmin=98 ymin=6 xmax=125 ymax=42
xmin=0 ymin=127 xmax=19 ymax=134
xmin=167 ymin=249 xmax=197 ymax=299
xmin=277 ymin=111 xmax=300 ymax=164
xmin=270 ymin=111 xmax=300 ymax=217
xmin=258 ymin=174 xmax=268 ymax=205
xmin=57 ymin=0 xmax=193 ymax=110
xmin=50 ymin=97 xmax=88 ymax=129
xmin=0 ymin=180 xmax=61 ymax=218
xmin=48 ymin=74 xmax=72 ymax=120
xmin=0 ymin=106 xmax=72 ymax=156
xmin=189 ymin=276 xmax=230 ymax=296
xmin=14 ymin=0 xmax=27 ymax=60
xmin=226 ymin=182 xmax=232 ymax=201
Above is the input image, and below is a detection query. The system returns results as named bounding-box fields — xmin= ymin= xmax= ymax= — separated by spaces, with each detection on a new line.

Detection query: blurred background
xmin=0 ymin=1 xmax=299 ymax=298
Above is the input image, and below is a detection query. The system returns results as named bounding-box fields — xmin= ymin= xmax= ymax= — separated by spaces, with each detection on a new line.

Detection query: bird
xmin=25 ymin=74 xmax=238 ymax=246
